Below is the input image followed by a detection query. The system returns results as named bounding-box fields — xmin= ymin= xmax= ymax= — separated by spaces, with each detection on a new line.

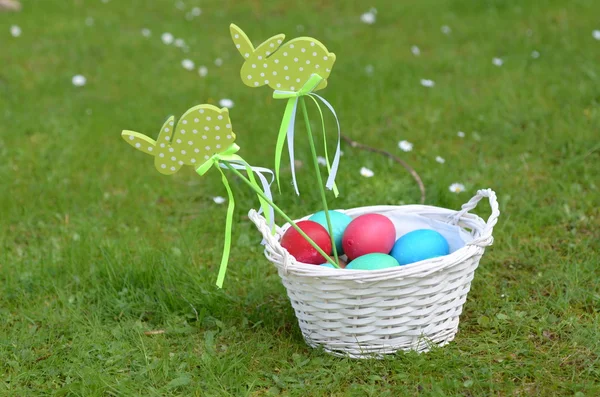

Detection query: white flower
xmin=219 ymin=98 xmax=234 ymax=108
xmin=175 ymin=1 xmax=185 ymax=10
xmin=10 ymin=25 xmax=21 ymax=37
xmin=492 ymin=57 xmax=503 ymax=67
xmin=398 ymin=140 xmax=413 ymax=152
xmin=360 ymin=167 xmax=374 ymax=178
xmin=457 ymin=131 xmax=465 ymax=138
xmin=449 ymin=183 xmax=465 ymax=193
xmin=85 ymin=17 xmax=95 ymax=26
xmin=435 ymin=156 xmax=445 ymax=164
xmin=174 ymin=38 xmax=186 ymax=48
xmin=593 ymin=30 xmax=600 ymax=40
xmin=213 ymin=196 xmax=226 ymax=204
xmin=365 ymin=64 xmax=374 ymax=75
xmin=72 ymin=75 xmax=86 ymax=87
xmin=360 ymin=11 xmax=376 ymax=25
xmin=141 ymin=28 xmax=151 ymax=37
xmin=411 ymin=45 xmax=421 ymax=56
xmin=420 ymin=79 xmax=435 ymax=87
xmin=214 ymin=58 xmax=223 ymax=67
xmin=181 ymin=59 xmax=195 ymax=71
xmin=161 ymin=32 xmax=174 ymax=45
xmin=198 ymin=66 xmax=208 ymax=77
xmin=531 ymin=50 xmax=540 ymax=59
xmin=441 ymin=25 xmax=452 ymax=35
xmin=317 ymin=156 xmax=327 ymax=166
xmin=191 ymin=7 xmax=202 ymax=16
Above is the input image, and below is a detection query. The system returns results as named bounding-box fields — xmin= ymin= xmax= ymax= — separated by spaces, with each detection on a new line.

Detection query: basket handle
xmin=451 ymin=188 xmax=500 ymax=248
xmin=248 ymin=209 xmax=286 ymax=255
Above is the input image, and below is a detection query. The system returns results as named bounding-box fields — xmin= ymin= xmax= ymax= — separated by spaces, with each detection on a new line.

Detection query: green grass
xmin=2 ymin=0 xmax=599 ymax=395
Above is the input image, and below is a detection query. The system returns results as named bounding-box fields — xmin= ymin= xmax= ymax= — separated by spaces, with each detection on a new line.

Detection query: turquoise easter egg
xmin=309 ymin=210 xmax=353 ymax=255
xmin=345 ymin=253 xmax=400 ymax=270
xmin=390 ymin=229 xmax=450 ymax=266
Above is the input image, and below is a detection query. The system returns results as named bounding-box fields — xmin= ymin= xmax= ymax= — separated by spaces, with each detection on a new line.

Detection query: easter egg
xmin=390 ymin=229 xmax=450 ymax=266
xmin=320 ymin=263 xmax=336 ymax=269
xmin=319 ymin=256 xmax=348 ymax=269
xmin=346 ymin=253 xmax=400 ymax=270
xmin=281 ymin=220 xmax=332 ymax=264
xmin=308 ymin=210 xmax=353 ymax=255
xmin=342 ymin=214 xmax=396 ymax=260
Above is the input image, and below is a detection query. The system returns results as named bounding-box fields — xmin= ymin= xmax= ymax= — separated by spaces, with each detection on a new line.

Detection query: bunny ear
xmin=255 ymin=33 xmax=285 ymax=59
xmin=121 ymin=130 xmax=157 ymax=156
xmin=152 ymin=116 xmax=183 ymax=175
xmin=156 ymin=116 xmax=175 ymax=144
xmin=230 ymin=24 xmax=255 ymax=59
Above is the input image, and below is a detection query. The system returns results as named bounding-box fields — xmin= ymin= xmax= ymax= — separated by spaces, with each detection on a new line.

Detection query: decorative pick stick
xmin=230 ymin=24 xmax=342 ymax=266
xmin=121 ymin=104 xmax=338 ymax=287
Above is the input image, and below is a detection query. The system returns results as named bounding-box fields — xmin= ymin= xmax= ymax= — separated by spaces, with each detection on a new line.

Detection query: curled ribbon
xmin=273 ymin=74 xmax=341 ymax=196
xmin=196 ymin=143 xmax=275 ymax=288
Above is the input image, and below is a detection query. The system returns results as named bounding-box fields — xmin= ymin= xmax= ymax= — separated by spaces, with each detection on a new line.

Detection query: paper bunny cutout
xmin=230 ymin=23 xmax=336 ymax=92
xmin=121 ymin=105 xmax=236 ymax=175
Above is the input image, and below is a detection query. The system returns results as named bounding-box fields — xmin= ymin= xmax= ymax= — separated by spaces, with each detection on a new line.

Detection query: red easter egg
xmin=342 ymin=214 xmax=396 ymax=260
xmin=281 ymin=220 xmax=333 ymax=264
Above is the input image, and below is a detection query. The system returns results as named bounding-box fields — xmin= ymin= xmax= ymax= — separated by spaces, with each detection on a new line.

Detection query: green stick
xmin=221 ymin=161 xmax=340 ymax=268
xmin=299 ymin=97 xmax=340 ymax=265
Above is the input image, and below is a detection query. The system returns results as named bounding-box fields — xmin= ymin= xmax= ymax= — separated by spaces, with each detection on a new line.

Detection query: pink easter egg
xmin=342 ymin=214 xmax=396 ymax=261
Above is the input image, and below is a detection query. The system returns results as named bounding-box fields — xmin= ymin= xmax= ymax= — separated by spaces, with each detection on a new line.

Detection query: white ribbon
xmin=272 ymin=87 xmax=341 ymax=196
xmin=309 ymin=93 xmax=341 ymax=192
xmin=219 ymin=161 xmax=275 ymax=232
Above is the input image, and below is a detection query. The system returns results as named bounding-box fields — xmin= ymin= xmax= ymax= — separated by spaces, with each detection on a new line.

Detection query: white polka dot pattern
xmin=121 ymin=104 xmax=236 ymax=175
xmin=230 ymin=23 xmax=336 ymax=92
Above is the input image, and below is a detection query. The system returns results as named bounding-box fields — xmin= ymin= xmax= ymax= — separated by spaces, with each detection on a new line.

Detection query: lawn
xmin=1 ymin=0 xmax=599 ymax=395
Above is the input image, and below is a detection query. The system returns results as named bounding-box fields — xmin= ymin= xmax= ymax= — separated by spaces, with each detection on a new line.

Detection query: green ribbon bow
xmin=196 ymin=143 xmax=273 ymax=288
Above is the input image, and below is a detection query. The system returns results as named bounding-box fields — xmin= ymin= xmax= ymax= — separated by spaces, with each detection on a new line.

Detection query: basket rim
xmin=250 ymin=189 xmax=499 ymax=281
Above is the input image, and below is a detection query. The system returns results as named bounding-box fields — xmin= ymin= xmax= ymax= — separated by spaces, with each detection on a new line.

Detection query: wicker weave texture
xmin=249 ymin=189 xmax=499 ymax=358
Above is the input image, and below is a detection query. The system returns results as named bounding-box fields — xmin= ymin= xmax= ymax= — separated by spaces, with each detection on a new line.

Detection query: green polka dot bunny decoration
xmin=122 ymin=104 xmax=235 ymax=175
xmin=230 ymin=24 xmax=336 ymax=92
xmin=120 ymin=102 xmax=343 ymax=286
xmin=121 ymin=104 xmax=284 ymax=288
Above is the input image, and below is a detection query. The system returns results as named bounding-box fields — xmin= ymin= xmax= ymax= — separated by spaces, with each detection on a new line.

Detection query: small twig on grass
xmin=35 ymin=354 xmax=51 ymax=363
xmin=144 ymin=330 xmax=165 ymax=336
xmin=341 ymin=134 xmax=426 ymax=204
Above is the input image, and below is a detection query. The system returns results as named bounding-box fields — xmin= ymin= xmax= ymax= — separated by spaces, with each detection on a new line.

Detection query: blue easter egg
xmin=309 ymin=210 xmax=353 ymax=255
xmin=320 ymin=263 xmax=336 ymax=268
xmin=390 ymin=229 xmax=450 ymax=266
xmin=346 ymin=253 xmax=400 ymax=270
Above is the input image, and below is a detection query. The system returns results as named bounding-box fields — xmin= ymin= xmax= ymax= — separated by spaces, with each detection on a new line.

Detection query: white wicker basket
xmin=248 ymin=189 xmax=499 ymax=358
